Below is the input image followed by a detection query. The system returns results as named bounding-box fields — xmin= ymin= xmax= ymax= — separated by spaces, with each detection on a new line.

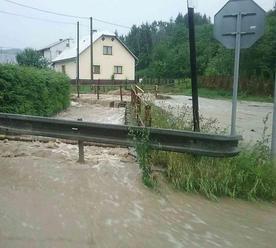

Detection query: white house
xmin=52 ymin=31 xmax=137 ymax=81
xmin=38 ymin=38 xmax=73 ymax=62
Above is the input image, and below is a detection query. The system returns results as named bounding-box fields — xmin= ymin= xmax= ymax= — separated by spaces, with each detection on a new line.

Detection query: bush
xmin=0 ymin=64 xmax=70 ymax=116
xmin=16 ymin=48 xmax=49 ymax=69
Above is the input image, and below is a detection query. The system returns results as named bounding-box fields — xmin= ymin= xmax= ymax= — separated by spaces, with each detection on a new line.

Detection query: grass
xmin=149 ymin=83 xmax=273 ymax=102
xmin=129 ymin=101 xmax=276 ymax=201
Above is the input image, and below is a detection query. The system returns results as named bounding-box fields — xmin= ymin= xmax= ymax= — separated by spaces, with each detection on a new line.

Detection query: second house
xmin=52 ymin=31 xmax=137 ymax=81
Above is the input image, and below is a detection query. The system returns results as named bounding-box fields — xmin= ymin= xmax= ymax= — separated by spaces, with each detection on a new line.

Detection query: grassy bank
xmin=154 ymin=85 xmax=273 ymax=103
xmin=141 ymin=80 xmax=272 ymax=102
xmin=130 ymin=103 xmax=276 ymax=201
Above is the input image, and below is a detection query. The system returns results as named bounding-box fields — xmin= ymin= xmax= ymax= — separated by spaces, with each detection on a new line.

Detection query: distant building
xmin=52 ymin=32 xmax=137 ymax=81
xmin=38 ymin=38 xmax=73 ymax=62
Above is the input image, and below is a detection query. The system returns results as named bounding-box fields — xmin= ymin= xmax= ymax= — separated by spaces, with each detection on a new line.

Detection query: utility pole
xmin=90 ymin=17 xmax=94 ymax=86
xmin=187 ymin=1 xmax=200 ymax=132
xmin=90 ymin=17 xmax=97 ymax=90
xmin=76 ymin=21 xmax=80 ymax=98
xmin=272 ymin=72 xmax=276 ymax=165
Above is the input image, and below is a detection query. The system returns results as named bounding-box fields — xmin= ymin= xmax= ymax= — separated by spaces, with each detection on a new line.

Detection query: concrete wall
xmin=54 ymin=36 xmax=135 ymax=80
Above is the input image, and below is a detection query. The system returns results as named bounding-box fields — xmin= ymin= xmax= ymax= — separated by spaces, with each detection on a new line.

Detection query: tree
xmin=16 ymin=48 xmax=49 ymax=69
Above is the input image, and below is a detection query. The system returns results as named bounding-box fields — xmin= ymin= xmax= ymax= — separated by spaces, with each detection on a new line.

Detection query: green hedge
xmin=0 ymin=64 xmax=70 ymax=116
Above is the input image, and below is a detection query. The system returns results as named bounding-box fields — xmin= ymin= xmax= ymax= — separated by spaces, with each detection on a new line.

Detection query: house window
xmin=103 ymin=46 xmax=112 ymax=55
xmin=93 ymin=65 xmax=100 ymax=74
xmin=62 ymin=65 xmax=66 ymax=74
xmin=114 ymin=66 xmax=123 ymax=74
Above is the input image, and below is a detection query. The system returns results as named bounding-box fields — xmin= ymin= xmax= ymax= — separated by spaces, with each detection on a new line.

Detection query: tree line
xmin=121 ymin=8 xmax=276 ymax=82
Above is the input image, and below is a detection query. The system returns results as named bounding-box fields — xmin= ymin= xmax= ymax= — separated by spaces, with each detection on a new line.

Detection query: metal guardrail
xmin=0 ymin=113 xmax=241 ymax=157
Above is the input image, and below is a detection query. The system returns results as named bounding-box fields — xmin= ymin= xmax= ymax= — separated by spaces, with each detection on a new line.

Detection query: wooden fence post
xmin=97 ymin=80 xmax=100 ymax=100
xmin=155 ymin=85 xmax=158 ymax=98
xmin=145 ymin=105 xmax=152 ymax=127
xmin=120 ymin=85 xmax=123 ymax=102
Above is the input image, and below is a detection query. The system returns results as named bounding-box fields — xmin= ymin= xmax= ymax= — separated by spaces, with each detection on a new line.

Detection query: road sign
xmin=214 ymin=0 xmax=265 ymax=136
xmin=214 ymin=0 xmax=266 ymax=49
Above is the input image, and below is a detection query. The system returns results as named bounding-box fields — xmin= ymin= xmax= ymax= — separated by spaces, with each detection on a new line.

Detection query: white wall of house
xmin=54 ymin=36 xmax=135 ymax=80
xmin=41 ymin=39 xmax=72 ymax=62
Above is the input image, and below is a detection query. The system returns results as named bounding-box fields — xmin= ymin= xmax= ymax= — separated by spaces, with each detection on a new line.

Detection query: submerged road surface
xmin=0 ymin=98 xmax=275 ymax=247
xmin=155 ymin=95 xmax=273 ymax=145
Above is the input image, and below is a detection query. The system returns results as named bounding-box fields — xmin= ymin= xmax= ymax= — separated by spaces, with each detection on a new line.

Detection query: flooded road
xmin=0 ymin=97 xmax=276 ymax=247
xmin=154 ymin=95 xmax=273 ymax=145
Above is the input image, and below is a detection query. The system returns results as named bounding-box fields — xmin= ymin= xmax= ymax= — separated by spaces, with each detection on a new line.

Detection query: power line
xmin=3 ymin=0 xmax=131 ymax=29
xmin=93 ymin=17 xmax=131 ymax=29
xmin=0 ymin=10 xmax=89 ymax=27
xmin=3 ymin=0 xmax=88 ymax=19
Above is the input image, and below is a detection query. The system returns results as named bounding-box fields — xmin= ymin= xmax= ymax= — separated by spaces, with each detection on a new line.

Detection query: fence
xmin=138 ymin=77 xmax=274 ymax=96
xmin=130 ymin=85 xmax=152 ymax=127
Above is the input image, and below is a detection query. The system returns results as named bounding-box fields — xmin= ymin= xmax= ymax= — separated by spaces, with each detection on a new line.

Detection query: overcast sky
xmin=0 ymin=0 xmax=274 ymax=49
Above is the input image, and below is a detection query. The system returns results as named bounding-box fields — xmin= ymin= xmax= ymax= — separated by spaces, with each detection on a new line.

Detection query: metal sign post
xmin=272 ymin=73 xmax=276 ymax=165
xmin=214 ymin=0 xmax=266 ymax=136
xmin=231 ymin=12 xmax=242 ymax=136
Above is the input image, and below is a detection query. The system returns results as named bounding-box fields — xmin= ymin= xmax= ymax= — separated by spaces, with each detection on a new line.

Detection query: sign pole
xmin=272 ymin=72 xmax=276 ymax=165
xmin=231 ymin=12 xmax=242 ymax=136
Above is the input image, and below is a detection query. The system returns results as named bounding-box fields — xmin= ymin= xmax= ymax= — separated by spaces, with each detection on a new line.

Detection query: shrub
xmin=0 ymin=64 xmax=70 ymax=116
xmin=16 ymin=48 xmax=49 ymax=69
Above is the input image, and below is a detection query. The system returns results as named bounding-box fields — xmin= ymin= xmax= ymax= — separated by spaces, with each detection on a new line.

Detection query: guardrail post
xmin=120 ymin=85 xmax=123 ymax=102
xmin=145 ymin=105 xmax=152 ymax=127
xmin=77 ymin=118 xmax=85 ymax=163
xmin=97 ymin=80 xmax=100 ymax=100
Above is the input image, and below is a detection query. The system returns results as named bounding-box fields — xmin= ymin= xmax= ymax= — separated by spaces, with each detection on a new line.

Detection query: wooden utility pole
xmin=187 ymin=4 xmax=200 ymax=132
xmin=90 ymin=17 xmax=94 ymax=86
xmin=76 ymin=21 xmax=80 ymax=98
xmin=272 ymin=72 xmax=276 ymax=165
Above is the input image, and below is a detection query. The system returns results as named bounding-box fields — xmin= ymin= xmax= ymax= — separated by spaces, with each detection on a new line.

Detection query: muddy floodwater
xmin=155 ymin=95 xmax=273 ymax=145
xmin=0 ymin=98 xmax=276 ymax=247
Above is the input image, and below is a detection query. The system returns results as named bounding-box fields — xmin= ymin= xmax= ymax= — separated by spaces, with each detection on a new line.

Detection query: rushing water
xmin=0 ymin=98 xmax=275 ymax=247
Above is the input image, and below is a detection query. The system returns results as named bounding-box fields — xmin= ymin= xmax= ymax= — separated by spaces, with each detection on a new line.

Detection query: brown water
xmin=0 ymin=98 xmax=275 ymax=247
xmin=0 ymin=141 xmax=275 ymax=248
